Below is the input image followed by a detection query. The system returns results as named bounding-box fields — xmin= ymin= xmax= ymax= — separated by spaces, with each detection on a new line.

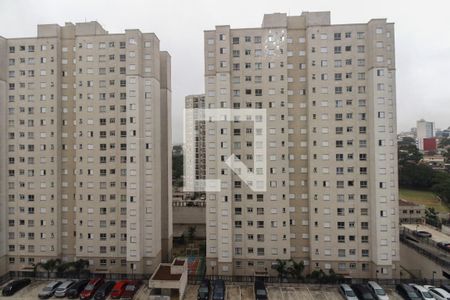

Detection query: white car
xmin=368 ymin=281 xmax=389 ymax=300
xmin=410 ymin=284 xmax=435 ymax=299
xmin=427 ymin=287 xmax=450 ymax=300
xmin=339 ymin=284 xmax=358 ymax=300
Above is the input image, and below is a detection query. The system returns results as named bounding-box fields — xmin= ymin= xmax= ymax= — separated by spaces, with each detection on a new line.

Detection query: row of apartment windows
xmin=313 ymin=221 xmax=370 ymax=229
xmin=220 ymin=85 xmax=383 ymax=99
xmin=212 ymin=193 xmax=382 ymax=203
xmin=213 ymin=29 xmax=385 ymax=45
xmin=8 ymin=40 xmax=151 ymax=54
xmin=7 ymin=193 xmax=127 ymax=202
xmin=7 ymin=257 xmax=130 ymax=267
xmin=9 ymin=57 xmax=55 ymax=66
xmin=76 ymin=40 xmax=151 ymax=49
xmin=6 ymin=181 xmax=134 ymax=190
xmin=314 ymin=248 xmax=370 ymax=257
xmin=312 ymin=180 xmax=369 ymax=188
xmin=210 ymin=58 xmax=388 ymax=72
xmin=7 ymin=52 xmax=149 ymax=72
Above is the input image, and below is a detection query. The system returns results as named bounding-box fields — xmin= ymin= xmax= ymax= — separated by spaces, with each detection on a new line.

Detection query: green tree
xmin=431 ymin=171 xmax=450 ymax=203
xmin=274 ymin=259 xmax=289 ymax=281
xmin=288 ymin=260 xmax=305 ymax=280
xmin=399 ymin=163 xmax=434 ymax=188
xmin=187 ymin=226 xmax=197 ymax=242
xmin=398 ymin=140 xmax=423 ymax=166
xmin=56 ymin=261 xmax=71 ymax=276
xmin=443 ymin=149 xmax=450 ymax=163
xmin=425 ymin=207 xmax=441 ymax=227
xmin=69 ymin=259 xmax=90 ymax=278
xmin=36 ymin=259 xmax=61 ymax=278
xmin=439 ymin=137 xmax=450 ymax=148
xmin=309 ymin=269 xmax=327 ymax=284
xmin=325 ymin=268 xmax=343 ymax=283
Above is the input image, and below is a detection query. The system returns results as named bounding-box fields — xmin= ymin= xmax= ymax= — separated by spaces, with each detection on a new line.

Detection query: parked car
xmin=409 ymin=284 xmax=435 ymax=299
xmin=254 ymin=280 xmax=268 ymax=300
xmin=120 ymin=280 xmax=142 ymax=300
xmin=441 ymin=284 xmax=450 ymax=293
xmin=426 ymin=287 xmax=450 ymax=300
xmin=38 ymin=281 xmax=63 ymax=299
xmin=197 ymin=279 xmax=210 ymax=300
xmin=80 ymin=278 xmax=104 ymax=300
xmin=351 ymin=284 xmax=376 ymax=300
xmin=437 ymin=243 xmax=450 ymax=252
xmin=414 ymin=230 xmax=432 ymax=238
xmin=54 ymin=280 xmax=76 ymax=298
xmin=1 ymin=278 xmax=31 ymax=296
xmin=339 ymin=284 xmax=358 ymax=300
xmin=110 ymin=280 xmax=130 ymax=299
xmin=212 ymin=279 xmax=225 ymax=300
xmin=396 ymin=283 xmax=421 ymax=300
xmin=94 ymin=281 xmax=116 ymax=300
xmin=66 ymin=279 xmax=90 ymax=299
xmin=368 ymin=281 xmax=389 ymax=300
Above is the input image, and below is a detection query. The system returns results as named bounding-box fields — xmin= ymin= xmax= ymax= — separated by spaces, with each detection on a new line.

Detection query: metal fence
xmin=400 ymin=229 xmax=450 ymax=269
xmin=0 ymin=272 xmax=11 ymax=286
xmin=188 ymin=274 xmax=450 ymax=287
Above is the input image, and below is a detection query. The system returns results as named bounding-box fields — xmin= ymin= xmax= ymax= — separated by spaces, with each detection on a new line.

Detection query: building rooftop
xmin=152 ymin=265 xmax=182 ymax=281
xmin=173 ymin=259 xmax=185 ymax=266
xmin=399 ymin=199 xmax=423 ymax=207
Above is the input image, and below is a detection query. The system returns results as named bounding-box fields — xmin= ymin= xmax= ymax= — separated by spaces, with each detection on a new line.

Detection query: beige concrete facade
xmin=0 ymin=21 xmax=172 ymax=275
xmin=203 ymin=12 xmax=399 ymax=278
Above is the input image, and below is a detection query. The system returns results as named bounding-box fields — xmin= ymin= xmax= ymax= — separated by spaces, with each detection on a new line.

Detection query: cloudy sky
xmin=1 ymin=0 xmax=449 ymax=143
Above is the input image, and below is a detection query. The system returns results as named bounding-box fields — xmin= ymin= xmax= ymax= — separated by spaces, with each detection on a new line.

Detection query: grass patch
xmin=399 ymin=188 xmax=450 ymax=213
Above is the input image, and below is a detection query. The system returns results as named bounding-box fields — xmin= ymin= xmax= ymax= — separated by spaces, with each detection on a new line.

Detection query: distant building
xmin=421 ymin=155 xmax=446 ymax=170
xmin=436 ymin=127 xmax=450 ymax=138
xmin=397 ymin=129 xmax=416 ymax=141
xmin=417 ymin=119 xmax=435 ymax=150
xmin=184 ymin=94 xmax=206 ymax=190
xmin=423 ymin=137 xmax=438 ymax=152
xmin=399 ymin=199 xmax=425 ymax=224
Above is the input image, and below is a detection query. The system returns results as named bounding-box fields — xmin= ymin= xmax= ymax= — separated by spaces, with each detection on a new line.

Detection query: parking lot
xmin=0 ymin=280 xmax=151 ymax=300
xmin=184 ymin=284 xmax=405 ymax=300
xmin=0 ymin=279 xmax=411 ymax=300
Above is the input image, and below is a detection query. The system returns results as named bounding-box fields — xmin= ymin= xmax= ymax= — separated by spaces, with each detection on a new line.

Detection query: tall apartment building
xmin=203 ymin=12 xmax=399 ymax=278
xmin=417 ymin=119 xmax=434 ymax=150
xmin=0 ymin=21 xmax=172 ymax=275
xmin=184 ymin=94 xmax=206 ymax=185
